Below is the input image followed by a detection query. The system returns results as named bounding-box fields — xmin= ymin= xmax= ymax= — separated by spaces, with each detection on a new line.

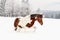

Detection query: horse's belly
xmin=18 ymin=18 xmax=31 ymax=28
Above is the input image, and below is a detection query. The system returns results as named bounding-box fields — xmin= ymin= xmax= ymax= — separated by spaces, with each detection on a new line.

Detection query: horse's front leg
xmin=26 ymin=20 xmax=35 ymax=28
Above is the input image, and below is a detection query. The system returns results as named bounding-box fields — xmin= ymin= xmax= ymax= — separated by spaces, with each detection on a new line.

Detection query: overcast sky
xmin=28 ymin=0 xmax=60 ymax=11
xmin=5 ymin=0 xmax=60 ymax=11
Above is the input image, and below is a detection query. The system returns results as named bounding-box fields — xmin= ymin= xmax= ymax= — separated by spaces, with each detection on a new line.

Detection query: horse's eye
xmin=39 ymin=15 xmax=42 ymax=18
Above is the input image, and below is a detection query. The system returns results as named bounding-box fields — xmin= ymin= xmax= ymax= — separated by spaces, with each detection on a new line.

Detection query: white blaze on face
xmin=18 ymin=15 xmax=32 ymax=28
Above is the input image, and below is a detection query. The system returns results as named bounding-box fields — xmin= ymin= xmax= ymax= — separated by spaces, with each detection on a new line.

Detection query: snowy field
xmin=0 ymin=17 xmax=60 ymax=40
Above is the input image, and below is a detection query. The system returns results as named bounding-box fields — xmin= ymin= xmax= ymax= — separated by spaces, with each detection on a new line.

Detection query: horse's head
xmin=30 ymin=14 xmax=43 ymax=25
xmin=26 ymin=14 xmax=43 ymax=28
xmin=37 ymin=14 xmax=43 ymax=25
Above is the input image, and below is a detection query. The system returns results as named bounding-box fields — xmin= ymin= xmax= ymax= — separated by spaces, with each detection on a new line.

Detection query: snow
xmin=0 ymin=17 xmax=60 ymax=40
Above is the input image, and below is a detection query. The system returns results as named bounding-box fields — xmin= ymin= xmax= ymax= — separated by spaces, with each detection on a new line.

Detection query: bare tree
xmin=4 ymin=0 xmax=14 ymax=17
xmin=0 ymin=0 xmax=6 ymax=16
xmin=20 ymin=0 xmax=30 ymax=17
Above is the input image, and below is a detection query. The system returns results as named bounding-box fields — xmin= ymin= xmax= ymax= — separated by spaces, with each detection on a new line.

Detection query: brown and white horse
xmin=14 ymin=14 xmax=43 ymax=31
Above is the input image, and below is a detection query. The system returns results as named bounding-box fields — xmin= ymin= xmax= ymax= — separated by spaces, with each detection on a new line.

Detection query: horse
xmin=14 ymin=14 xmax=43 ymax=31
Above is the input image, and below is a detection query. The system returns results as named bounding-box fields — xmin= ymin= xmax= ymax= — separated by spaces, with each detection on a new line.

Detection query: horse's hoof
xmin=15 ymin=28 xmax=17 ymax=31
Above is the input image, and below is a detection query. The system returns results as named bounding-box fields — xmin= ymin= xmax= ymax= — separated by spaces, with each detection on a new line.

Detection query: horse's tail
xmin=14 ymin=18 xmax=20 ymax=31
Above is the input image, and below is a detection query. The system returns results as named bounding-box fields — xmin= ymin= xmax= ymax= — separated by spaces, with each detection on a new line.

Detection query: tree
xmin=20 ymin=0 xmax=30 ymax=17
xmin=0 ymin=0 xmax=6 ymax=16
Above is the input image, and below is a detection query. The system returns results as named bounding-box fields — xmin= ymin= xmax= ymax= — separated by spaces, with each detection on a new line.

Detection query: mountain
xmin=42 ymin=10 xmax=60 ymax=19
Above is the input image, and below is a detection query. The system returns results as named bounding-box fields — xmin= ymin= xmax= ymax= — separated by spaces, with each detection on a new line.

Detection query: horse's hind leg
xmin=14 ymin=18 xmax=20 ymax=31
xmin=14 ymin=26 xmax=21 ymax=31
xmin=15 ymin=27 xmax=17 ymax=31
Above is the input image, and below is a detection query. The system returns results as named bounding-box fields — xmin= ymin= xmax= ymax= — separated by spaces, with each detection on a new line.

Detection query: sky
xmin=29 ymin=0 xmax=60 ymax=11
xmin=4 ymin=0 xmax=60 ymax=11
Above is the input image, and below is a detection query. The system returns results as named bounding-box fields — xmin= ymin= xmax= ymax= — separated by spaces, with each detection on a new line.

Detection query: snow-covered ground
xmin=0 ymin=17 xmax=60 ymax=40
